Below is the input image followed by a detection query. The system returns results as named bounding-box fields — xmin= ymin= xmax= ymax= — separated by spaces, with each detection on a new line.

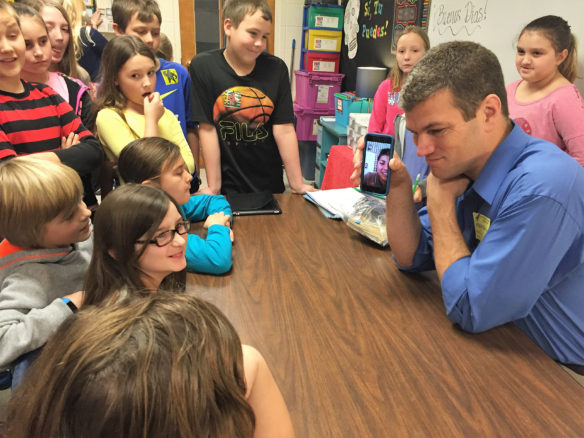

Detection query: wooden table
xmin=187 ymin=194 xmax=584 ymax=437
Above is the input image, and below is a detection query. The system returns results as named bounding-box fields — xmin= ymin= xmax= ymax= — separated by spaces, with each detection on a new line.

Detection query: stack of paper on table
xmin=304 ymin=188 xmax=366 ymax=219
xmin=304 ymin=188 xmax=388 ymax=246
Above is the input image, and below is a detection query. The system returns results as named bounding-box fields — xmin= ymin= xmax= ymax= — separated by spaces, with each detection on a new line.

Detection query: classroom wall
xmin=160 ymin=0 xmax=182 ymax=60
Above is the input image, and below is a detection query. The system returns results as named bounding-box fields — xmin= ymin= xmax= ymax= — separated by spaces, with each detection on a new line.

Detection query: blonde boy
xmin=190 ymin=0 xmax=313 ymax=195
xmin=0 ymin=157 xmax=90 ymax=386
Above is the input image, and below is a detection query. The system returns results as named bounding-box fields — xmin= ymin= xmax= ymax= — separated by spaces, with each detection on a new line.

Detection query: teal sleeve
xmin=185 ymin=225 xmax=232 ymax=274
xmin=180 ymin=194 xmax=232 ymax=223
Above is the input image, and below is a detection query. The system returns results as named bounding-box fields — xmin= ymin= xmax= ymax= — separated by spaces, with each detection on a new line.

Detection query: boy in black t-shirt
xmin=190 ymin=0 xmax=313 ymax=195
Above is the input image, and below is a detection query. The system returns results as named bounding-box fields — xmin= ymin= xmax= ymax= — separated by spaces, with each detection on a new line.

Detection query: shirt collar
xmin=470 ymin=122 xmax=527 ymax=204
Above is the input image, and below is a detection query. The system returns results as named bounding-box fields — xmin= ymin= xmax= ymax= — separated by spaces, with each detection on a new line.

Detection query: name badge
xmin=472 ymin=212 xmax=491 ymax=241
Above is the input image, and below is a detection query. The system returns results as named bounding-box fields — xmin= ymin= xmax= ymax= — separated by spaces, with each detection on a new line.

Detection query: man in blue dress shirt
xmin=386 ymin=41 xmax=584 ymax=372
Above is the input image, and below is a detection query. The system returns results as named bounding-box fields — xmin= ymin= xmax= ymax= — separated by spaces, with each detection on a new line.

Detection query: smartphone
xmin=360 ymin=133 xmax=395 ymax=195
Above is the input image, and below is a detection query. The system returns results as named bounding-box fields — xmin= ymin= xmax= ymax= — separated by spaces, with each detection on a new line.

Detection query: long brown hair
xmin=83 ymin=184 xmax=186 ymax=306
xmin=94 ymin=35 xmax=158 ymax=116
xmin=389 ymin=25 xmax=430 ymax=91
xmin=118 ymin=137 xmax=182 ymax=184
xmin=6 ymin=293 xmax=256 ymax=438
xmin=519 ymin=15 xmax=578 ymax=83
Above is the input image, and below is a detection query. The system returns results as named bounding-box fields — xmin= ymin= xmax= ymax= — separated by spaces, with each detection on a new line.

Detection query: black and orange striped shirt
xmin=0 ymin=80 xmax=102 ymax=174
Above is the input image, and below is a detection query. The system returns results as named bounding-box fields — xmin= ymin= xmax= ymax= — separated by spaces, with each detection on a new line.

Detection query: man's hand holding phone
xmin=359 ymin=133 xmax=395 ymax=195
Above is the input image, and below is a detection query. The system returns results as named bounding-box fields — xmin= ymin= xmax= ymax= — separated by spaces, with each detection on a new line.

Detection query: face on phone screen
xmin=361 ymin=135 xmax=394 ymax=195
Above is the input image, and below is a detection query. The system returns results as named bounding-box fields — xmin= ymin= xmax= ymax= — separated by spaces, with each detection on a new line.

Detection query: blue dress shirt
xmin=399 ymin=123 xmax=584 ymax=365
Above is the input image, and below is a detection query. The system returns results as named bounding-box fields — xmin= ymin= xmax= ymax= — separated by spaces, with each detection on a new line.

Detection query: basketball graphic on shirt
xmin=514 ymin=117 xmax=532 ymax=135
xmin=214 ymin=87 xmax=274 ymax=129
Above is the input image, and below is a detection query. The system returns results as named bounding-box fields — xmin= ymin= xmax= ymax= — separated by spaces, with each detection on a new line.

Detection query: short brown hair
xmin=223 ymin=0 xmax=272 ymax=27
xmin=0 ymin=157 xmax=83 ymax=248
xmin=6 ymin=293 xmax=255 ymax=438
xmin=111 ymin=0 xmax=161 ymax=31
xmin=400 ymin=41 xmax=509 ymax=121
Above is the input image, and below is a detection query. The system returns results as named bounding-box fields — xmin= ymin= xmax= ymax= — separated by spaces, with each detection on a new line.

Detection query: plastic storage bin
xmin=302 ymin=50 xmax=341 ymax=73
xmin=334 ymin=92 xmax=372 ymax=127
xmin=304 ymin=29 xmax=342 ymax=52
xmin=304 ymin=4 xmax=344 ymax=30
xmin=294 ymin=103 xmax=333 ymax=141
xmin=295 ymin=70 xmax=344 ymax=110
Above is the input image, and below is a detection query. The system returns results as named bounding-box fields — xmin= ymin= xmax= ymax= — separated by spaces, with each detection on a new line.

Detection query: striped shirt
xmin=0 ymin=80 xmax=102 ymax=174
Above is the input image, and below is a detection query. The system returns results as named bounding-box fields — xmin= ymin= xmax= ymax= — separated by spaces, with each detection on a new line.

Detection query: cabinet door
xmin=179 ymin=0 xmax=275 ymax=65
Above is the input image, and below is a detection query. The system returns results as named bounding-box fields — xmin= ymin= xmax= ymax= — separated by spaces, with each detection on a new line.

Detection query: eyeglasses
xmin=136 ymin=221 xmax=191 ymax=247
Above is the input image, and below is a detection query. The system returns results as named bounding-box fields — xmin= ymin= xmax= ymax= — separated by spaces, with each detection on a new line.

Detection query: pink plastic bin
xmin=295 ymin=70 xmax=344 ymax=111
xmin=294 ymin=103 xmax=333 ymax=141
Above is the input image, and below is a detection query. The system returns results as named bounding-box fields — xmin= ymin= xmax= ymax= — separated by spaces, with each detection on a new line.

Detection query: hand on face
xmin=425 ymin=172 xmax=470 ymax=206
xmin=143 ymin=91 xmax=164 ymax=122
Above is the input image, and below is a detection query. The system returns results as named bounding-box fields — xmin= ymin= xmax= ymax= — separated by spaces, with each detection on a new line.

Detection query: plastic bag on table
xmin=342 ymin=194 xmax=388 ymax=246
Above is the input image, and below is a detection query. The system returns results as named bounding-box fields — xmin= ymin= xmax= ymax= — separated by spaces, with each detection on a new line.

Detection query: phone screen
xmin=360 ymin=134 xmax=394 ymax=195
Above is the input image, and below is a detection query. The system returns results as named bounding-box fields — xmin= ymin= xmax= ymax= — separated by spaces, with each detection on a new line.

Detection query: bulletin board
xmin=340 ymin=0 xmax=430 ymax=91
xmin=427 ymin=0 xmax=584 ymax=94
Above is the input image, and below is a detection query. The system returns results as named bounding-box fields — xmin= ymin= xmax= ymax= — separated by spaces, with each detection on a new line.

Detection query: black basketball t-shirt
xmin=190 ymin=50 xmax=294 ymax=194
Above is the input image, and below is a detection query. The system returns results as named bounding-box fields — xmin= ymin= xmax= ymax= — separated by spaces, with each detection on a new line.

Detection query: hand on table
xmin=291 ymin=183 xmax=315 ymax=195
xmin=204 ymin=212 xmax=230 ymax=229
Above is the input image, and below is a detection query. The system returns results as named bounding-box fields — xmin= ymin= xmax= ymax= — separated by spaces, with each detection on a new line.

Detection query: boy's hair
xmin=83 ymin=184 xmax=186 ymax=306
xmin=400 ymin=41 xmax=509 ymax=121
xmin=111 ymin=0 xmax=161 ymax=31
xmin=6 ymin=292 xmax=256 ymax=438
xmin=0 ymin=157 xmax=82 ymax=248
xmin=520 ymin=15 xmax=578 ymax=83
xmin=389 ymin=25 xmax=430 ymax=90
xmin=35 ymin=0 xmax=80 ymax=78
xmin=94 ymin=35 xmax=157 ymax=115
xmin=118 ymin=137 xmax=182 ymax=184
xmin=156 ymin=32 xmax=173 ymax=61
xmin=223 ymin=0 xmax=272 ymax=27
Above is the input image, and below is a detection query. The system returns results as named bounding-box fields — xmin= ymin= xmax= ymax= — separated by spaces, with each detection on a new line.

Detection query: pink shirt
xmin=368 ymin=78 xmax=403 ymax=136
xmin=507 ymin=80 xmax=584 ymax=166
xmin=46 ymin=72 xmax=69 ymax=103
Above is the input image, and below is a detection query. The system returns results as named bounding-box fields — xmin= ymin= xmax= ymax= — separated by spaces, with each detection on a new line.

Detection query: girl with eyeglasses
xmin=83 ymin=183 xmax=189 ymax=305
xmin=118 ymin=136 xmax=233 ymax=275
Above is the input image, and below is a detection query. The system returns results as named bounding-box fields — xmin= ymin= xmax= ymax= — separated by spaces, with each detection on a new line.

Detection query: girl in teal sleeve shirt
xmin=118 ymin=137 xmax=233 ymax=275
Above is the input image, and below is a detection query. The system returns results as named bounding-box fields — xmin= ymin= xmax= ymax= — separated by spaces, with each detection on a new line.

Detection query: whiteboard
xmin=427 ymin=0 xmax=584 ymax=94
